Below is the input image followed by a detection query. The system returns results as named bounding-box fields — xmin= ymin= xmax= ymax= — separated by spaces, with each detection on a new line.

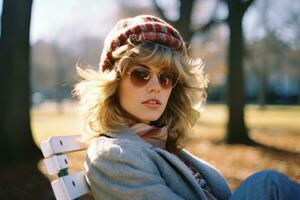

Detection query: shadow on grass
xmin=251 ymin=141 xmax=300 ymax=157
xmin=206 ymin=137 xmax=300 ymax=157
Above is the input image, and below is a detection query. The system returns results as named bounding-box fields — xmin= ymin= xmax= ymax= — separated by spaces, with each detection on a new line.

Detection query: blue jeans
xmin=230 ymin=170 xmax=300 ymax=200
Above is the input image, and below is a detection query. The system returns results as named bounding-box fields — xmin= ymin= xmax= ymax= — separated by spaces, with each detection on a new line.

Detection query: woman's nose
xmin=147 ymin=74 xmax=161 ymax=93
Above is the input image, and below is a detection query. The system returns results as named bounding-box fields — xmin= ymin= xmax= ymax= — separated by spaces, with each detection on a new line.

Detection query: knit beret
xmin=99 ymin=15 xmax=186 ymax=72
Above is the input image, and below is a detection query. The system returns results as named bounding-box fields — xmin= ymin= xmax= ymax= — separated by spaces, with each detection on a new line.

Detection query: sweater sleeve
xmin=84 ymin=138 xmax=185 ymax=200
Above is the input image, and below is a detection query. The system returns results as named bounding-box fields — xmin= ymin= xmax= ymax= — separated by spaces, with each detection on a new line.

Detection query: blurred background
xmin=29 ymin=0 xmax=299 ymax=106
xmin=0 ymin=0 xmax=299 ymax=199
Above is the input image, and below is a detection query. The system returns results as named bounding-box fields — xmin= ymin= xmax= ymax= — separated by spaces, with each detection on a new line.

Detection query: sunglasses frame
xmin=126 ymin=65 xmax=179 ymax=89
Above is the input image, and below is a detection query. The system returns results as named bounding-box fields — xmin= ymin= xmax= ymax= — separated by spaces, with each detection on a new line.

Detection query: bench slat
xmin=41 ymin=135 xmax=87 ymax=158
xmin=51 ymin=171 xmax=90 ymax=200
xmin=43 ymin=154 xmax=69 ymax=175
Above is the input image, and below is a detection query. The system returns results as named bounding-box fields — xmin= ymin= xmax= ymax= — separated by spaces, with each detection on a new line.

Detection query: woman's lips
xmin=142 ymin=99 xmax=161 ymax=108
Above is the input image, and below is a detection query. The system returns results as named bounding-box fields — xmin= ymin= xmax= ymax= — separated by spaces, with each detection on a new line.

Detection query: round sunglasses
xmin=126 ymin=66 xmax=178 ymax=89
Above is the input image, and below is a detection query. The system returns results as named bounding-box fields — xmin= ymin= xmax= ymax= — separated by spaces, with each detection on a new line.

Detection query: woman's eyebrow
xmin=128 ymin=63 xmax=148 ymax=70
xmin=138 ymin=64 xmax=149 ymax=69
xmin=136 ymin=63 xmax=170 ymax=72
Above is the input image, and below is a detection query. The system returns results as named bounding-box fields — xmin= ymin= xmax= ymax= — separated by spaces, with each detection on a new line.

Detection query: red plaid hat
xmin=99 ymin=15 xmax=186 ymax=72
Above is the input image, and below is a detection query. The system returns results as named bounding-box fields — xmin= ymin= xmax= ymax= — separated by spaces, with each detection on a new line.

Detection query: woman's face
xmin=118 ymin=63 xmax=175 ymax=124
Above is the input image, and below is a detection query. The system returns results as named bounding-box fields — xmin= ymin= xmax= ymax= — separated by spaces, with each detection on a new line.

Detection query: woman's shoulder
xmin=86 ymin=133 xmax=156 ymax=169
xmin=88 ymin=132 xmax=147 ymax=154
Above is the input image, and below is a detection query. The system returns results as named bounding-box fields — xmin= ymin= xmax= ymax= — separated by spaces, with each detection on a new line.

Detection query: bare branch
xmin=207 ymin=0 xmax=221 ymax=23
xmin=193 ymin=17 xmax=227 ymax=35
xmin=150 ymin=0 xmax=171 ymax=23
xmin=192 ymin=0 xmax=227 ymax=35
xmin=219 ymin=0 xmax=228 ymax=3
xmin=241 ymin=0 xmax=255 ymax=14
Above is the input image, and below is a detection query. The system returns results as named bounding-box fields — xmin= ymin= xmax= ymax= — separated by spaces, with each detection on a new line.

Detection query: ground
xmin=0 ymin=103 xmax=299 ymax=199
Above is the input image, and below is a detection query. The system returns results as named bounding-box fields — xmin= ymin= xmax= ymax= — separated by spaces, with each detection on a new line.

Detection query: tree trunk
xmin=258 ymin=59 xmax=267 ymax=109
xmin=0 ymin=0 xmax=41 ymax=165
xmin=225 ymin=1 xmax=254 ymax=144
xmin=298 ymin=75 xmax=300 ymax=104
xmin=174 ymin=0 xmax=195 ymax=43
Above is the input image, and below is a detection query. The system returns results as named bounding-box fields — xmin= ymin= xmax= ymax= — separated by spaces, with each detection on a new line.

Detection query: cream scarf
xmin=130 ymin=123 xmax=168 ymax=149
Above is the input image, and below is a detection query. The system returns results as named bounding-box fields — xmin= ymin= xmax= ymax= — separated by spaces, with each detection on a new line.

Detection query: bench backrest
xmin=40 ymin=135 xmax=90 ymax=200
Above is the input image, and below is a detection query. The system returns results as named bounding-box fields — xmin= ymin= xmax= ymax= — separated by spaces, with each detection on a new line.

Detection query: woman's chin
xmin=138 ymin=116 xmax=160 ymax=124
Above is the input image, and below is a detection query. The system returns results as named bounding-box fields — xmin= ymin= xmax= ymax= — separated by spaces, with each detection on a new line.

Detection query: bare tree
xmin=0 ymin=0 xmax=41 ymax=164
xmin=224 ymin=0 xmax=255 ymax=144
xmin=246 ymin=0 xmax=300 ymax=107
xmin=247 ymin=33 xmax=288 ymax=109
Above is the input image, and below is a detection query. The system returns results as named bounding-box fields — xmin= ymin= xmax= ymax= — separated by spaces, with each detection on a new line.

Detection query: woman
xmin=74 ymin=15 xmax=300 ymax=200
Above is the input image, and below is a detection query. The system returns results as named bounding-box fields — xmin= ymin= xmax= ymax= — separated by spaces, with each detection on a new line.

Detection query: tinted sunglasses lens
xmin=129 ymin=68 xmax=151 ymax=86
xmin=159 ymin=72 xmax=178 ymax=89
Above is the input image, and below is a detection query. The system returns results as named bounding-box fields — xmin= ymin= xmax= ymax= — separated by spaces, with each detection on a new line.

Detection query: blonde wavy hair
xmin=73 ymin=42 xmax=208 ymax=153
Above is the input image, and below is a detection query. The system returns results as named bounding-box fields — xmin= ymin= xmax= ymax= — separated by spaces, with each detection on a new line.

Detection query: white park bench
xmin=40 ymin=135 xmax=91 ymax=200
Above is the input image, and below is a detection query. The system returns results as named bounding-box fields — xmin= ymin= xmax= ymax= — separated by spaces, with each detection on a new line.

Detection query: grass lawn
xmin=191 ymin=104 xmax=300 ymax=152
